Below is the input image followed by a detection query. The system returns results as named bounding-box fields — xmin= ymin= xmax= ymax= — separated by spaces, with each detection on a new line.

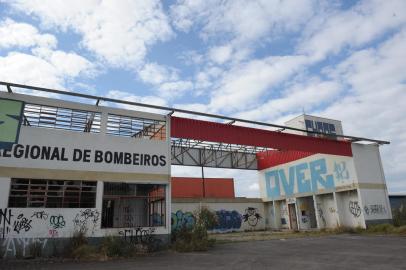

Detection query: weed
xmin=172 ymin=206 xmax=218 ymax=252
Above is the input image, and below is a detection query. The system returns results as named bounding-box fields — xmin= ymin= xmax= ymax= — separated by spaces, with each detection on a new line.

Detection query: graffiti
xmin=1 ymin=238 xmax=47 ymax=258
xmin=334 ymin=161 xmax=350 ymax=181
xmin=49 ymin=215 xmax=66 ymax=229
xmin=31 ymin=211 xmax=49 ymax=220
xmin=0 ymin=208 xmax=13 ymax=238
xmin=171 ymin=210 xmax=195 ymax=231
xmin=242 ymin=207 xmax=262 ymax=227
xmin=364 ymin=204 xmax=387 ymax=216
xmin=13 ymin=214 xmax=32 ymax=234
xmin=214 ymin=210 xmax=241 ymax=231
xmin=119 ymin=227 xmax=156 ymax=244
xmin=73 ymin=209 xmax=100 ymax=234
xmin=349 ymin=201 xmax=361 ymax=218
xmin=265 ymin=158 xmax=334 ymax=198
xmin=152 ymin=213 xmax=164 ymax=226
xmin=317 ymin=204 xmax=326 ymax=227
xmin=328 ymin=207 xmax=336 ymax=213
xmin=301 ymin=216 xmax=309 ymax=223
xmin=48 ymin=229 xmax=58 ymax=237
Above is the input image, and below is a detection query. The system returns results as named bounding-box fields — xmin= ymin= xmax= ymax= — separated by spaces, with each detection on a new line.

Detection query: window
xmin=101 ymin=182 xmax=166 ymax=228
xmin=8 ymin=178 xmax=97 ymax=208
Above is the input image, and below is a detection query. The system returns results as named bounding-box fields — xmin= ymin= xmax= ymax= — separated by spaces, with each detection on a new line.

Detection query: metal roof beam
xmin=0 ymin=81 xmax=389 ymax=145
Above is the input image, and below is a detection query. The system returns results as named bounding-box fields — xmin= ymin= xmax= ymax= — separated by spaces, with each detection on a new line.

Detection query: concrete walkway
xmin=1 ymin=235 xmax=406 ymax=270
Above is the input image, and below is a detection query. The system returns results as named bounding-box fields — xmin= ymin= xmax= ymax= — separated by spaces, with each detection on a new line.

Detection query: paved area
xmin=1 ymin=235 xmax=406 ymax=270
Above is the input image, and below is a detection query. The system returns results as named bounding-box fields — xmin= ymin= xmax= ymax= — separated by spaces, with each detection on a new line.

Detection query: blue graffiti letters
xmin=171 ymin=210 xmax=195 ymax=231
xmin=265 ymin=158 xmax=335 ymax=199
xmin=214 ymin=210 xmax=241 ymax=231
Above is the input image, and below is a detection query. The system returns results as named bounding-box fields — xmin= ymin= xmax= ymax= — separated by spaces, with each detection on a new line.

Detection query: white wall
xmin=335 ymin=190 xmax=366 ymax=228
xmin=358 ymin=188 xmax=392 ymax=222
xmin=0 ymin=126 xmax=170 ymax=178
xmin=171 ymin=200 xmax=265 ymax=233
xmin=352 ymin=144 xmax=385 ymax=185
xmin=315 ymin=193 xmax=339 ymax=229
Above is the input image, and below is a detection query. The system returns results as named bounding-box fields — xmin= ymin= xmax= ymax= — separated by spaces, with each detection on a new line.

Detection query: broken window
xmin=101 ymin=182 xmax=166 ymax=228
xmin=8 ymin=178 xmax=97 ymax=208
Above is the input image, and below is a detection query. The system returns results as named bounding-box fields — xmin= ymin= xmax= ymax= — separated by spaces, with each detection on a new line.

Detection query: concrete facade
xmin=172 ymin=198 xmax=266 ymax=233
xmin=0 ymin=91 xmax=393 ymax=258
xmin=259 ymin=142 xmax=392 ymax=230
xmin=0 ymin=92 xmax=172 ymax=258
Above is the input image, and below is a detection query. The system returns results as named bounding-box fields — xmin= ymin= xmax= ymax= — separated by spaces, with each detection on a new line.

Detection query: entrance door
xmin=288 ymin=203 xmax=298 ymax=230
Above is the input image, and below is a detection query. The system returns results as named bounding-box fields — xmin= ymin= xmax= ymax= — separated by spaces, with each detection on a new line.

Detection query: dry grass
xmin=210 ymin=225 xmax=406 ymax=243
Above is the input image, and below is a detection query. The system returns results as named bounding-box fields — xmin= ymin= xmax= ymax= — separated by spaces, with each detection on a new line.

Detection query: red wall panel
xmin=171 ymin=177 xmax=235 ymax=198
xmin=171 ymin=177 xmax=203 ymax=198
xmin=171 ymin=116 xmax=353 ymax=156
xmin=256 ymin=150 xmax=316 ymax=170
xmin=204 ymin=178 xmax=235 ymax=198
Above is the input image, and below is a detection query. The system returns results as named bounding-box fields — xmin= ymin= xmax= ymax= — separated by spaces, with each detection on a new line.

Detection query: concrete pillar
xmin=333 ymin=192 xmax=341 ymax=227
xmin=95 ymin=180 xmax=104 ymax=210
xmin=313 ymin=194 xmax=321 ymax=229
xmin=100 ymin=111 xmax=108 ymax=134
xmin=0 ymin=177 xmax=11 ymax=207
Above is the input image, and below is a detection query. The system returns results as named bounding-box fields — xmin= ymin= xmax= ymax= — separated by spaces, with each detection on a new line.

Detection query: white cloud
xmin=32 ymin=47 xmax=96 ymax=78
xmin=137 ymin=62 xmax=194 ymax=99
xmin=309 ymin=29 xmax=406 ymax=193
xmin=208 ymin=55 xmax=310 ymax=113
xmin=299 ymin=0 xmax=406 ymax=60
xmin=8 ymin=0 xmax=174 ymax=67
xmin=106 ymin=90 xmax=168 ymax=113
xmin=0 ymin=51 xmax=94 ymax=90
xmin=0 ymin=18 xmax=56 ymax=49
xmin=138 ymin=62 xmax=179 ymax=85
xmin=235 ymin=78 xmax=342 ymax=122
xmin=159 ymin=81 xmax=193 ymax=98
xmin=171 ymin=0 xmax=315 ymax=45
xmin=208 ymin=45 xmax=233 ymax=64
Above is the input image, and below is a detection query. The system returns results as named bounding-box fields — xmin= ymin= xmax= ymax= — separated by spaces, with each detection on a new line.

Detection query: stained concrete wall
xmin=171 ymin=198 xmax=265 ymax=233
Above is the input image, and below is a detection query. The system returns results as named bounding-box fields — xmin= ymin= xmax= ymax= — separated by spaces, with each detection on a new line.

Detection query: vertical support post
xmin=166 ymin=114 xmax=172 ymax=235
xmin=333 ymin=192 xmax=341 ymax=227
xmin=201 ymin=166 xmax=205 ymax=198
xmin=100 ymin=111 xmax=108 ymax=134
xmin=313 ymin=194 xmax=321 ymax=229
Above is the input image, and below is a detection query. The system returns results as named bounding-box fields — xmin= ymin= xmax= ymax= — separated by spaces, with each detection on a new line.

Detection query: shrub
xmin=100 ymin=236 xmax=136 ymax=258
xmin=172 ymin=206 xmax=218 ymax=252
xmin=71 ymin=244 xmax=98 ymax=260
xmin=366 ymin=224 xmax=394 ymax=233
xmin=393 ymin=207 xmax=406 ymax=227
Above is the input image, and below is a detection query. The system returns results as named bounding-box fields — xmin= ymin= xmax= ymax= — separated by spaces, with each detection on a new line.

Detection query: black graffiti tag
xmin=349 ymin=201 xmax=361 ymax=218
xmin=13 ymin=214 xmax=32 ymax=234
xmin=73 ymin=209 xmax=100 ymax=234
xmin=0 ymin=208 xmax=13 ymax=238
xmin=50 ymin=215 xmax=66 ymax=229
xmin=242 ymin=207 xmax=262 ymax=227
xmin=119 ymin=227 xmax=156 ymax=244
xmin=31 ymin=211 xmax=49 ymax=220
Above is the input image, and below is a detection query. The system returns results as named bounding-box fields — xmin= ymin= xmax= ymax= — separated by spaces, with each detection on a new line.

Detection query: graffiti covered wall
xmin=171 ymin=199 xmax=265 ymax=233
xmin=259 ymin=154 xmax=356 ymax=201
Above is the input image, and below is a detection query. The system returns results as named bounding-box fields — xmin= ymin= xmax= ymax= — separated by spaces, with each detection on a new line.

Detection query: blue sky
xmin=0 ymin=0 xmax=405 ymax=197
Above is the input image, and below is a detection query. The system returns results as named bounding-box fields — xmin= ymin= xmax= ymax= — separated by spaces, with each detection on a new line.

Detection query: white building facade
xmin=259 ymin=116 xmax=392 ymax=231
xmin=0 ymin=92 xmax=171 ymax=258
